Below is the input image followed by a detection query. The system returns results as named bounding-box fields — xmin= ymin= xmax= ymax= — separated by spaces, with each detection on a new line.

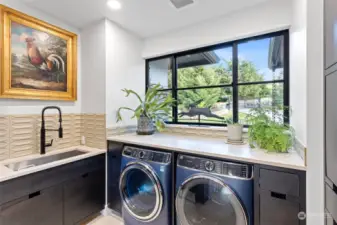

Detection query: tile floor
xmin=88 ymin=215 xmax=124 ymax=225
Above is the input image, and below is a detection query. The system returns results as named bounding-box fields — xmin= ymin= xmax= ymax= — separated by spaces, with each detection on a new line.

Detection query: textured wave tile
xmin=9 ymin=115 xmax=37 ymax=158
xmin=36 ymin=114 xmax=82 ymax=152
xmin=83 ymin=114 xmax=106 ymax=149
xmin=72 ymin=114 xmax=82 ymax=146
xmin=0 ymin=116 xmax=10 ymax=160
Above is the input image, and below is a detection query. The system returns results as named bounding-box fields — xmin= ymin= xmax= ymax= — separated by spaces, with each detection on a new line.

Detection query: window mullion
xmin=233 ymin=43 xmax=239 ymax=123
xmin=172 ymin=56 xmax=178 ymax=123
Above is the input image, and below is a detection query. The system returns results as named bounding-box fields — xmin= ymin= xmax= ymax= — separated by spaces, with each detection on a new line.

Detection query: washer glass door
xmin=119 ymin=162 xmax=163 ymax=222
xmin=176 ymin=175 xmax=247 ymax=225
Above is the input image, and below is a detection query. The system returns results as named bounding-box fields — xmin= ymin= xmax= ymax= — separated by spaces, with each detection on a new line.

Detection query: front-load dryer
xmin=119 ymin=146 xmax=172 ymax=225
xmin=175 ymin=154 xmax=253 ymax=225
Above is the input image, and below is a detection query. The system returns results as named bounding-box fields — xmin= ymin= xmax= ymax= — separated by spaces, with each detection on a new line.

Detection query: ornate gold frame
xmin=0 ymin=5 xmax=77 ymax=101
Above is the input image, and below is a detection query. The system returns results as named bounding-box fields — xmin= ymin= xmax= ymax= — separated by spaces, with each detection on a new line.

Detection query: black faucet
xmin=41 ymin=106 xmax=63 ymax=155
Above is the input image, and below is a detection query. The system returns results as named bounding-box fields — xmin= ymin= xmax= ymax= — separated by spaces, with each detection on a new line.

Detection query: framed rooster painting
xmin=0 ymin=5 xmax=77 ymax=101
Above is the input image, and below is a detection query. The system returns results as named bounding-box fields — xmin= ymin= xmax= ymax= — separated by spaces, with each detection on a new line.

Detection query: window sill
xmin=164 ymin=124 xmax=249 ymax=137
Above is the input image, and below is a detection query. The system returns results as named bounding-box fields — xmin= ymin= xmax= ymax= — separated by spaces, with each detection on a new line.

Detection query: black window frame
xmin=145 ymin=30 xmax=290 ymax=127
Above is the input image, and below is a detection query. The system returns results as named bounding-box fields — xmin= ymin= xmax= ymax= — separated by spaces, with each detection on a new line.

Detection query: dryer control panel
xmin=123 ymin=146 xmax=171 ymax=164
xmin=177 ymin=154 xmax=252 ymax=179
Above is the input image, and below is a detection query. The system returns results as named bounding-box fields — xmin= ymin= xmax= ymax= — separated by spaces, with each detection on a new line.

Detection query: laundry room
xmin=0 ymin=0 xmax=330 ymax=225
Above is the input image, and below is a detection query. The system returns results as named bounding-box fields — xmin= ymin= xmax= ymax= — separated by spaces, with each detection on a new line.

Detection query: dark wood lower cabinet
xmin=64 ymin=169 xmax=105 ymax=225
xmin=260 ymin=189 xmax=300 ymax=225
xmin=0 ymin=155 xmax=105 ymax=225
xmin=254 ymin=165 xmax=306 ymax=225
xmin=0 ymin=185 xmax=63 ymax=225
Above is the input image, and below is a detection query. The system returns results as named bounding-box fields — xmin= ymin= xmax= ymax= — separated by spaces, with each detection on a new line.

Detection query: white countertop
xmin=0 ymin=146 xmax=106 ymax=183
xmin=107 ymin=133 xmax=306 ymax=171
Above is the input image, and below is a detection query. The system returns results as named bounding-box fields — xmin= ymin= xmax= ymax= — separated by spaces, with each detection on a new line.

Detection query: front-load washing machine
xmin=176 ymin=154 xmax=253 ymax=225
xmin=119 ymin=146 xmax=172 ymax=225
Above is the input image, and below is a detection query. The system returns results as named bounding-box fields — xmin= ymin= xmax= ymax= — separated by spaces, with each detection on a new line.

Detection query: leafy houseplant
xmin=246 ymin=107 xmax=294 ymax=153
xmin=116 ymin=84 xmax=175 ymax=135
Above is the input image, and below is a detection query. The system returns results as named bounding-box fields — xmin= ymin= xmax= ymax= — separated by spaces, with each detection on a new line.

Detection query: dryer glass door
xmin=176 ymin=175 xmax=247 ymax=225
xmin=119 ymin=162 xmax=163 ymax=222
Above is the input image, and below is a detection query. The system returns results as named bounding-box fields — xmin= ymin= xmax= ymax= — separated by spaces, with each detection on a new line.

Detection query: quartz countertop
xmin=107 ymin=133 xmax=306 ymax=171
xmin=0 ymin=146 xmax=105 ymax=183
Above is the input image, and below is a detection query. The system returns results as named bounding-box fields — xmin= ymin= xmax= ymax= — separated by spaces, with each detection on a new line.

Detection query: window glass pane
xmin=177 ymin=87 xmax=232 ymax=124
xmin=149 ymin=58 xmax=172 ymax=89
xmin=177 ymin=47 xmax=233 ymax=88
xmin=238 ymin=35 xmax=284 ymax=83
xmin=238 ymin=83 xmax=284 ymax=124
xmin=157 ymin=91 xmax=173 ymax=122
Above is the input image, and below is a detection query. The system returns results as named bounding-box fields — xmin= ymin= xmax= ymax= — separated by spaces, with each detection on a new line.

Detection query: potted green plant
xmin=246 ymin=106 xmax=294 ymax=153
xmin=226 ymin=118 xmax=243 ymax=142
xmin=116 ymin=84 xmax=175 ymax=135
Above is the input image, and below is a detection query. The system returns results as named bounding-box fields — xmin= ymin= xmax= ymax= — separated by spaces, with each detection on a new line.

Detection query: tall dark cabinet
xmin=324 ymin=0 xmax=337 ymax=224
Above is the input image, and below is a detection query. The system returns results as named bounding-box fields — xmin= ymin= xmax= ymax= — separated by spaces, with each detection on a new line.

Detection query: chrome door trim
xmin=121 ymin=154 xmax=171 ymax=165
xmin=119 ymin=161 xmax=164 ymax=222
xmin=176 ymin=173 xmax=248 ymax=225
xmin=177 ymin=165 xmax=254 ymax=180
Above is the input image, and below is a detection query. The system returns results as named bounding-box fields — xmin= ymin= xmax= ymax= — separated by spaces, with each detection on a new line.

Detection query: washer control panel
xmin=177 ymin=154 xmax=252 ymax=179
xmin=123 ymin=146 xmax=171 ymax=164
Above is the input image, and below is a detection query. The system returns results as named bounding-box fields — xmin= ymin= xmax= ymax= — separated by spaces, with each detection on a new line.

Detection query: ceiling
xmin=19 ymin=0 xmax=272 ymax=38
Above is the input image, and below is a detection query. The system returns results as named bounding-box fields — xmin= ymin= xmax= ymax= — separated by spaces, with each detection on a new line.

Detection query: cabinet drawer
xmin=325 ymin=209 xmax=336 ymax=225
xmin=325 ymin=184 xmax=337 ymax=222
xmin=0 ymin=185 xmax=63 ymax=225
xmin=260 ymin=169 xmax=299 ymax=197
xmin=260 ymin=189 xmax=301 ymax=225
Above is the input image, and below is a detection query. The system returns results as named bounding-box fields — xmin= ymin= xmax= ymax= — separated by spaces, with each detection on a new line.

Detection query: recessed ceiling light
xmin=107 ymin=0 xmax=122 ymax=10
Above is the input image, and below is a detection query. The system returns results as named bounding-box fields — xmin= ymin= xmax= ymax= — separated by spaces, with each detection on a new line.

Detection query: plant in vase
xmin=226 ymin=118 xmax=243 ymax=142
xmin=246 ymin=106 xmax=294 ymax=153
xmin=116 ymin=84 xmax=175 ymax=135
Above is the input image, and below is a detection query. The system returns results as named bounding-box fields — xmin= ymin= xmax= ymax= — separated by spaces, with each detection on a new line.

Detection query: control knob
xmin=139 ymin=151 xmax=145 ymax=159
xmin=205 ymin=161 xmax=215 ymax=172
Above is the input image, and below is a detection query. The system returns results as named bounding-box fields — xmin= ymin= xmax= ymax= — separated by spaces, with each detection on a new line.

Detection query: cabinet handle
xmin=29 ymin=191 xmax=41 ymax=199
xmin=271 ymin=191 xmax=286 ymax=200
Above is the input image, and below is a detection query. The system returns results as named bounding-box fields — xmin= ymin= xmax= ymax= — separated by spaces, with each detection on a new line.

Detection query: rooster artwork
xmin=11 ymin=21 xmax=68 ymax=91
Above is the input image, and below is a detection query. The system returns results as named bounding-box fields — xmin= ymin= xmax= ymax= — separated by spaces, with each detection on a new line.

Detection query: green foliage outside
xmin=171 ymin=59 xmax=283 ymax=123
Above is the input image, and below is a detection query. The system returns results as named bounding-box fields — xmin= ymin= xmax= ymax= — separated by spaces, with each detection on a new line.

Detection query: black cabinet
xmin=107 ymin=142 xmax=123 ymax=215
xmin=325 ymin=72 xmax=337 ymax=186
xmin=64 ymin=169 xmax=105 ymax=225
xmin=0 ymin=154 xmax=105 ymax=225
xmin=325 ymin=0 xmax=337 ymax=70
xmin=325 ymin=183 xmax=337 ymax=223
xmin=0 ymin=185 xmax=63 ymax=225
xmin=255 ymin=166 xmax=306 ymax=225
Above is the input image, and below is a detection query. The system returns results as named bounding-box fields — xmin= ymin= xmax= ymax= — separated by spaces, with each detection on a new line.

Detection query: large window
xmin=146 ymin=31 xmax=289 ymax=126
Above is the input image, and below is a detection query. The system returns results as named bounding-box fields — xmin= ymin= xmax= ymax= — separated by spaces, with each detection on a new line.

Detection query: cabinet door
xmin=64 ymin=169 xmax=105 ymax=225
xmin=107 ymin=142 xmax=123 ymax=214
xmin=0 ymin=185 xmax=63 ymax=225
xmin=326 ymin=71 xmax=337 ymax=185
xmin=325 ymin=0 xmax=337 ymax=69
xmin=260 ymin=189 xmax=301 ymax=225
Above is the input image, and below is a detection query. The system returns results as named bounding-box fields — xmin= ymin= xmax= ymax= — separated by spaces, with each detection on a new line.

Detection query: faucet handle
xmin=45 ymin=139 xmax=54 ymax=147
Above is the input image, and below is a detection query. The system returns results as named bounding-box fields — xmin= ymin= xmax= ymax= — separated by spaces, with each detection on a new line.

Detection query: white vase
xmin=228 ymin=124 xmax=243 ymax=141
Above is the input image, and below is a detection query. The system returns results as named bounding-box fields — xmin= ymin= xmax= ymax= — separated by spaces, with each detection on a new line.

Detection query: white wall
xmin=105 ymin=19 xmax=145 ymax=127
xmin=142 ymin=0 xmax=292 ymax=58
xmin=306 ymin=0 xmax=325 ymax=224
xmin=290 ymin=0 xmax=307 ymax=145
xmin=0 ymin=0 xmax=82 ymax=115
xmin=81 ymin=20 xmax=106 ymax=114
xmin=148 ymin=58 xmax=171 ymax=88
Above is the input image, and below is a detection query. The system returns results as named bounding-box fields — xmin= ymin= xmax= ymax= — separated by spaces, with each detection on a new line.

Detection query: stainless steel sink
xmin=5 ymin=150 xmax=88 ymax=171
